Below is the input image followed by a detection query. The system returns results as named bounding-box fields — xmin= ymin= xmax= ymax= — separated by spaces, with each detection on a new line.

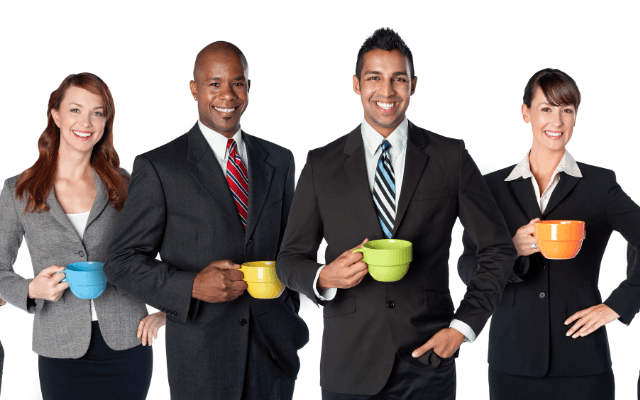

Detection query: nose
xmin=550 ymin=109 xmax=563 ymax=127
xmin=81 ymin=111 xmax=93 ymax=128
xmin=219 ymin=83 xmax=237 ymax=101
xmin=379 ymin=78 xmax=396 ymax=98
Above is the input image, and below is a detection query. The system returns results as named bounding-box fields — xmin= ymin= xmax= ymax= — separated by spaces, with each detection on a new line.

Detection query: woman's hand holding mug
xmin=27 ymin=265 xmax=69 ymax=301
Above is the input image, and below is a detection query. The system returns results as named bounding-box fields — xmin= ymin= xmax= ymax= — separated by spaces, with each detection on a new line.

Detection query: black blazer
xmin=104 ymin=123 xmax=309 ymax=400
xmin=459 ymin=162 xmax=640 ymax=377
xmin=276 ymin=122 xmax=517 ymax=395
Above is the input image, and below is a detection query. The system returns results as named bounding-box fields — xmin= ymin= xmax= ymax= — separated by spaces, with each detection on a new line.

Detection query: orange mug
xmin=534 ymin=220 xmax=586 ymax=259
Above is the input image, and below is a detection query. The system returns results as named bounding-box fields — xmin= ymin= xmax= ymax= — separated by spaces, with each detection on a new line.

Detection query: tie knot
xmin=227 ymin=138 xmax=237 ymax=155
xmin=380 ymin=140 xmax=391 ymax=154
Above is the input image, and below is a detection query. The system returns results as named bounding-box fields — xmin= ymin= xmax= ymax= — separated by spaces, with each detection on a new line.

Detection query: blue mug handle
xmin=55 ymin=269 xmax=69 ymax=283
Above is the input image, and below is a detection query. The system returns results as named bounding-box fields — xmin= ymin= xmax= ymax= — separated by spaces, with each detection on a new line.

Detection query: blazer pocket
xmin=497 ymin=286 xmax=516 ymax=307
xmin=424 ymin=291 xmax=454 ymax=312
xmin=324 ymin=296 xmax=356 ymax=319
xmin=416 ymin=189 xmax=450 ymax=201
xmin=572 ymin=286 xmax=602 ymax=310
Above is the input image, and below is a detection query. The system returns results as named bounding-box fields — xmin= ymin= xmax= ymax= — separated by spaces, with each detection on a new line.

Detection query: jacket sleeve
xmin=602 ymin=170 xmax=640 ymax=324
xmin=276 ymin=151 xmax=326 ymax=306
xmin=452 ymin=141 xmax=518 ymax=337
xmin=104 ymin=155 xmax=197 ymax=323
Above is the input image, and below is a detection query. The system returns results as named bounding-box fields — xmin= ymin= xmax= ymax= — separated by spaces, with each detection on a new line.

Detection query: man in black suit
xmin=276 ymin=28 xmax=518 ymax=399
xmin=105 ymin=42 xmax=308 ymax=400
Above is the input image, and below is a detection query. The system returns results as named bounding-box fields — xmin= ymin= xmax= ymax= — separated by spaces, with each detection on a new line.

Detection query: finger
xmin=566 ymin=315 xmax=592 ymax=337
xmin=42 ymin=265 xmax=65 ymax=277
xmin=55 ymin=281 xmax=70 ymax=291
xmin=346 ymin=268 xmax=369 ymax=288
xmin=228 ymin=280 xmax=248 ymax=291
xmin=52 ymin=272 xmax=67 ymax=283
xmin=228 ymin=270 xmax=245 ymax=281
xmin=575 ymin=318 xmax=602 ymax=338
xmin=412 ymin=338 xmax=436 ymax=358
xmin=529 ymin=218 xmax=541 ymax=226
xmin=218 ymin=260 xmax=241 ymax=270
xmin=565 ymin=308 xmax=590 ymax=325
xmin=137 ymin=319 xmax=145 ymax=338
xmin=348 ymin=260 xmax=369 ymax=273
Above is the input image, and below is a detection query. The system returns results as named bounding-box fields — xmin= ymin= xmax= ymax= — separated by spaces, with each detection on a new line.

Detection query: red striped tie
xmin=226 ymin=138 xmax=249 ymax=229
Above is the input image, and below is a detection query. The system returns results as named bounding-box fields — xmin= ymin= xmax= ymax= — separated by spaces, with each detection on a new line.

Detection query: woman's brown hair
xmin=15 ymin=73 xmax=129 ymax=213
xmin=523 ymin=68 xmax=581 ymax=110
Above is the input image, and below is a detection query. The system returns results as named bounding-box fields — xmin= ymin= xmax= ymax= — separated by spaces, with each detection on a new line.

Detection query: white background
xmin=1 ymin=1 xmax=639 ymax=399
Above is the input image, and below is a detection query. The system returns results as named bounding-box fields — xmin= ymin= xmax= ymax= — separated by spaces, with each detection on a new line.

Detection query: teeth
xmin=546 ymin=131 xmax=563 ymax=137
xmin=215 ymin=107 xmax=236 ymax=113
xmin=73 ymin=131 xmax=91 ymax=137
xmin=376 ymin=102 xmax=395 ymax=110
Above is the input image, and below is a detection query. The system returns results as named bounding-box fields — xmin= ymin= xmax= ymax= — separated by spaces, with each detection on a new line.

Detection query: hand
xmin=192 ymin=260 xmax=248 ymax=303
xmin=0 ymin=297 xmax=5 ymax=306
xmin=412 ymin=328 xmax=465 ymax=359
xmin=28 ymin=265 xmax=69 ymax=301
xmin=512 ymin=218 xmax=541 ymax=257
xmin=137 ymin=312 xmax=166 ymax=346
xmin=565 ymin=304 xmax=620 ymax=338
xmin=317 ymin=239 xmax=369 ymax=291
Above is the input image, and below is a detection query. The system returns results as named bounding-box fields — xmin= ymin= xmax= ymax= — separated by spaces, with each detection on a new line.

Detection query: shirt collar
xmin=361 ymin=116 xmax=408 ymax=156
xmin=505 ymin=150 xmax=582 ymax=181
xmin=197 ymin=120 xmax=244 ymax=162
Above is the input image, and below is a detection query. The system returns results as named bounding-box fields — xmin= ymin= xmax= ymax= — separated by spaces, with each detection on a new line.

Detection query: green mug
xmin=353 ymin=239 xmax=413 ymax=282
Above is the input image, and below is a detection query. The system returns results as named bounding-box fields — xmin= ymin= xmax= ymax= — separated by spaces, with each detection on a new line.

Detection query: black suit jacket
xmin=276 ymin=121 xmax=517 ymax=395
xmin=104 ymin=123 xmax=309 ymax=400
xmin=459 ymin=162 xmax=640 ymax=377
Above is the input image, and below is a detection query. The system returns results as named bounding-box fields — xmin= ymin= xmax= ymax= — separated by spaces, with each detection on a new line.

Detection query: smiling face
xmin=190 ymin=50 xmax=250 ymax=138
xmin=353 ymin=49 xmax=417 ymax=137
xmin=523 ymin=87 xmax=577 ymax=154
xmin=51 ymin=85 xmax=106 ymax=156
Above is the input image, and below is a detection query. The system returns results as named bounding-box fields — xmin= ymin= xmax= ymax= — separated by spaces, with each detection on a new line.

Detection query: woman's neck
xmin=528 ymin=143 xmax=565 ymax=193
xmin=55 ymin=144 xmax=93 ymax=182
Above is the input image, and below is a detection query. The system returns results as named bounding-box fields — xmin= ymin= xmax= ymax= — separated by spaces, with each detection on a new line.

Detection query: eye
xmin=93 ymin=111 xmax=104 ymax=117
xmin=368 ymin=76 xmax=380 ymax=81
xmin=541 ymin=107 xmax=551 ymax=112
xmin=234 ymin=82 xmax=244 ymax=87
xmin=210 ymin=83 xmax=219 ymax=87
xmin=395 ymin=77 xmax=406 ymax=82
xmin=71 ymin=108 xmax=80 ymax=113
xmin=563 ymin=109 xmax=574 ymax=113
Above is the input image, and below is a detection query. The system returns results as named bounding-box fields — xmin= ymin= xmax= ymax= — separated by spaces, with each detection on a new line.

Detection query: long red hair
xmin=15 ymin=73 xmax=129 ymax=213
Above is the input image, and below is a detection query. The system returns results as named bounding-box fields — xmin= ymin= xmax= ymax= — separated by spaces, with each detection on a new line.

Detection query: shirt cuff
xmin=450 ymin=319 xmax=476 ymax=343
xmin=313 ymin=265 xmax=337 ymax=301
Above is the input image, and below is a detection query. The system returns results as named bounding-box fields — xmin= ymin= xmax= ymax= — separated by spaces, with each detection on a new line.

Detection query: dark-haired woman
xmin=458 ymin=68 xmax=640 ymax=400
xmin=0 ymin=73 xmax=164 ymax=400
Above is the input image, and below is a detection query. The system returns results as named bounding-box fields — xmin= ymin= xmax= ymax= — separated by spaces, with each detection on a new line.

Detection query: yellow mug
xmin=239 ymin=261 xmax=284 ymax=299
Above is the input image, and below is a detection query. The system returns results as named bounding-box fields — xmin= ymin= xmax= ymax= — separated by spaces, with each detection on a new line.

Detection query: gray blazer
xmin=0 ymin=171 xmax=148 ymax=359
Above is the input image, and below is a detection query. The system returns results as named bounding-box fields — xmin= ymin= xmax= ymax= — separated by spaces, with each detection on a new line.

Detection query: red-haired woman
xmin=458 ymin=68 xmax=640 ymax=400
xmin=0 ymin=73 xmax=164 ymax=400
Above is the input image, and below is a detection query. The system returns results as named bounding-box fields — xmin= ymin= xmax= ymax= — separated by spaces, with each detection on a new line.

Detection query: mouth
xmin=214 ymin=106 xmax=237 ymax=114
xmin=73 ymin=130 xmax=93 ymax=140
xmin=544 ymin=130 xmax=564 ymax=140
xmin=375 ymin=101 xmax=397 ymax=113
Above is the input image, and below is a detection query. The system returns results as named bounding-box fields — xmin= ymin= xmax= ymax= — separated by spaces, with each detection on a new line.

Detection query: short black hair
xmin=523 ymin=68 xmax=581 ymax=110
xmin=355 ymin=28 xmax=414 ymax=80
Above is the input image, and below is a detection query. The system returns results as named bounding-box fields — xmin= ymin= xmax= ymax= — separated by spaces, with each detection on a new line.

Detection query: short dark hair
xmin=523 ymin=68 xmax=581 ymax=110
xmin=355 ymin=28 xmax=414 ymax=80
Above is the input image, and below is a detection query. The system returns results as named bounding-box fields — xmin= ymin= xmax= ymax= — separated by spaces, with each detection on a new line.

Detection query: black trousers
xmin=240 ymin=312 xmax=295 ymax=400
xmin=39 ymin=321 xmax=153 ymax=400
xmin=0 ymin=340 xmax=4 ymax=396
xmin=322 ymin=355 xmax=456 ymax=400
xmin=489 ymin=366 xmax=614 ymax=400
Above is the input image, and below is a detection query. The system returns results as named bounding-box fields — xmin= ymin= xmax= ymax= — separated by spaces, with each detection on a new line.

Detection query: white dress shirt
xmin=66 ymin=211 xmax=98 ymax=321
xmin=504 ymin=150 xmax=582 ymax=213
xmin=198 ymin=120 xmax=247 ymax=173
xmin=312 ymin=117 xmax=476 ymax=342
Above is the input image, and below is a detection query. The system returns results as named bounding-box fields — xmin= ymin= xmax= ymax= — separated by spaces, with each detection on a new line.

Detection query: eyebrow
xmin=206 ymin=76 xmax=246 ymax=81
xmin=363 ymin=70 xmax=408 ymax=76
xmin=68 ymin=102 xmax=103 ymax=110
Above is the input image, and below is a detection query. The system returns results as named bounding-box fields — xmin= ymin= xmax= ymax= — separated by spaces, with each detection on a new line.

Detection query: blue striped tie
xmin=373 ymin=140 xmax=395 ymax=238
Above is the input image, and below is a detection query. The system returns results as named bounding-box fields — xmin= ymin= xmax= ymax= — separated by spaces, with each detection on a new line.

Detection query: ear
xmin=51 ymin=108 xmax=61 ymax=128
xmin=189 ymin=80 xmax=198 ymax=101
xmin=521 ymin=103 xmax=530 ymax=123
xmin=410 ymin=76 xmax=418 ymax=96
xmin=247 ymin=79 xmax=251 ymax=92
xmin=353 ymin=75 xmax=361 ymax=95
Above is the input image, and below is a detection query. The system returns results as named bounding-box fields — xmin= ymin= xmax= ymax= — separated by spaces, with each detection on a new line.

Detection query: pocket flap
xmin=324 ymin=296 xmax=356 ymax=318
xmin=416 ymin=189 xmax=450 ymax=200
xmin=572 ymin=286 xmax=602 ymax=309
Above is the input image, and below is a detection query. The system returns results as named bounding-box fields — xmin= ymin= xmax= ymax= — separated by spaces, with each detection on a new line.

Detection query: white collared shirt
xmin=66 ymin=211 xmax=99 ymax=321
xmin=505 ymin=150 xmax=582 ymax=213
xmin=312 ymin=117 xmax=476 ymax=342
xmin=198 ymin=120 xmax=248 ymax=173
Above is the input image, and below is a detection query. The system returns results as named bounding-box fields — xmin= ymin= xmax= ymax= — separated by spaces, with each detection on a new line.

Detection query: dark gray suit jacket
xmin=277 ymin=122 xmax=517 ymax=395
xmin=105 ymin=123 xmax=309 ymax=400
xmin=0 ymin=171 xmax=148 ymax=358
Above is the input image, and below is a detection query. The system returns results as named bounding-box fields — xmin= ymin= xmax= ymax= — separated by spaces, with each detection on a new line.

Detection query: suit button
xmin=387 ymin=301 xmax=395 ymax=309
xmin=539 ymin=292 xmax=546 ymax=299
xmin=247 ymin=239 xmax=253 ymax=245
xmin=172 ymin=311 xmax=177 ymax=316
xmin=240 ymin=319 xmax=247 ymax=326
xmin=77 ymin=250 xmax=85 ymax=257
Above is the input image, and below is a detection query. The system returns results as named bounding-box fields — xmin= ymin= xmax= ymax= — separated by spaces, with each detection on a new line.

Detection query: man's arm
xmin=104 ymin=155 xmax=198 ymax=323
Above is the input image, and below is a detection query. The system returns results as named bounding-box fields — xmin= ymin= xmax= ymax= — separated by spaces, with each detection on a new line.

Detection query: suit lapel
xmin=243 ymin=132 xmax=274 ymax=243
xmin=392 ymin=121 xmax=429 ymax=237
xmin=343 ymin=126 xmax=383 ymax=237
xmin=507 ymin=178 xmax=542 ymax=221
xmin=86 ymin=170 xmax=109 ymax=229
xmin=46 ymin=189 xmax=80 ymax=239
xmin=543 ymin=172 xmax=581 ymax=217
xmin=186 ymin=123 xmax=245 ymax=238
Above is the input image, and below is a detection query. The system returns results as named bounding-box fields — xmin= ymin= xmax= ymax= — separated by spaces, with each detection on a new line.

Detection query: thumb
xmin=41 ymin=265 xmax=65 ymax=276
xmin=356 ymin=238 xmax=369 ymax=249
xmin=218 ymin=260 xmax=241 ymax=270
xmin=529 ymin=218 xmax=541 ymax=225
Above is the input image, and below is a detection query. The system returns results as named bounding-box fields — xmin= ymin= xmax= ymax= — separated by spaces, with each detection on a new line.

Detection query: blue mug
xmin=57 ymin=262 xmax=107 ymax=299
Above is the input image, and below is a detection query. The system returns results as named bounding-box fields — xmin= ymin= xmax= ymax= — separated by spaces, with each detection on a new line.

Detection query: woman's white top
xmin=66 ymin=211 xmax=98 ymax=321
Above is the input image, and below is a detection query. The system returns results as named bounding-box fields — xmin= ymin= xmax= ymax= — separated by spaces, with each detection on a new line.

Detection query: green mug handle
xmin=352 ymin=248 xmax=365 ymax=254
